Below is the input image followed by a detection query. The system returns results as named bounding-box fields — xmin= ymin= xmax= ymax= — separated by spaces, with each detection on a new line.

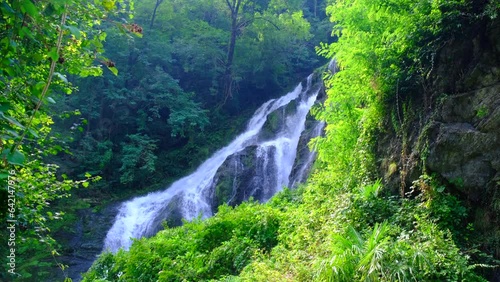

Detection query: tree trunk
xmin=150 ymin=0 xmax=163 ymax=29
xmin=224 ymin=15 xmax=237 ymax=100
xmin=223 ymin=0 xmax=241 ymax=102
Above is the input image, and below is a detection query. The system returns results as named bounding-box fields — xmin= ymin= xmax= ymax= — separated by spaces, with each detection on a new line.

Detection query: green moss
xmin=215 ymin=177 xmax=234 ymax=205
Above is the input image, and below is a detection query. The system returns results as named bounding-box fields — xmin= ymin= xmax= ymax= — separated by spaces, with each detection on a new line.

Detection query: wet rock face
xmin=208 ymin=145 xmax=260 ymax=210
xmin=378 ymin=18 xmax=500 ymax=273
xmin=145 ymin=194 xmax=185 ymax=231
xmin=259 ymin=100 xmax=298 ymax=142
xmin=51 ymin=203 xmax=121 ymax=282
xmin=289 ymin=119 xmax=325 ymax=187
xmin=208 ymin=145 xmax=281 ymax=210
xmin=427 ymin=70 xmax=500 ymax=201
xmin=379 ymin=19 xmax=500 ymax=197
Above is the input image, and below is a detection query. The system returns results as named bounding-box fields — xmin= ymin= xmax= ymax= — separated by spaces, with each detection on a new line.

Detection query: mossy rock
xmin=259 ymin=99 xmax=298 ymax=141
xmin=210 ymin=146 xmax=259 ymax=210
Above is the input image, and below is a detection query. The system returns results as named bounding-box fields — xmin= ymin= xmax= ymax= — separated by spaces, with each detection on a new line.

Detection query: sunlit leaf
xmin=102 ymin=0 xmax=116 ymax=11
xmin=108 ymin=66 xmax=118 ymax=76
xmin=35 ymin=81 xmax=46 ymax=90
xmin=48 ymin=47 xmax=59 ymax=62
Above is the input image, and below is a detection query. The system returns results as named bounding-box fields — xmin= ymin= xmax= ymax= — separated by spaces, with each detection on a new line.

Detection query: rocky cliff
xmin=378 ymin=16 xmax=500 ymax=279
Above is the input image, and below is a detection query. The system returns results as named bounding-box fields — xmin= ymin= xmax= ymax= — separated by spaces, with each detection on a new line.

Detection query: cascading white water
xmin=290 ymin=121 xmax=326 ymax=188
xmin=103 ymin=75 xmax=322 ymax=253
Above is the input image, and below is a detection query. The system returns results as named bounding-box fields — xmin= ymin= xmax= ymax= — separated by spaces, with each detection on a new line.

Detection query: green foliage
xmin=311 ymin=0 xmax=473 ymax=191
xmin=52 ymin=0 xmax=326 ymax=200
xmin=52 ymin=0 xmax=500 ymax=281
xmin=0 ymin=151 xmax=101 ymax=281
xmin=484 ymin=1 xmax=500 ymax=19
xmin=0 ymin=0 xmax=135 ymax=279
xmin=74 ymin=136 xmax=114 ymax=174
xmin=476 ymin=106 xmax=489 ymax=118
xmin=83 ymin=171 xmax=488 ymax=281
xmin=316 ymin=221 xmax=391 ymax=282
xmin=411 ymin=174 xmax=468 ymax=240
xmin=83 ymin=202 xmax=282 ymax=281
xmin=119 ymin=134 xmax=158 ymax=184
xmin=316 ymin=206 xmax=484 ymax=282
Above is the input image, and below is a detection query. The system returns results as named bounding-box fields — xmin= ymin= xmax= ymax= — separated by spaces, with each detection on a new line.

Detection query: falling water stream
xmin=103 ymin=74 xmax=324 ymax=252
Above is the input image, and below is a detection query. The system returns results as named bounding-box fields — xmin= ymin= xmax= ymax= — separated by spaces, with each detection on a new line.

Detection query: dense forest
xmin=1 ymin=0 xmax=499 ymax=281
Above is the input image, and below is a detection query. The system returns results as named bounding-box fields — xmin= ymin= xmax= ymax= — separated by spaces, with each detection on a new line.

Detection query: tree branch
xmin=235 ymin=0 xmax=241 ymax=14
xmin=14 ymin=7 xmax=68 ymax=152
xmin=239 ymin=17 xmax=281 ymax=31
xmin=225 ymin=0 xmax=234 ymax=13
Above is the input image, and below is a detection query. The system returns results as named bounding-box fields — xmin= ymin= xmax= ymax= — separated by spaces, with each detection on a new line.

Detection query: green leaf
xmin=20 ymin=0 xmax=39 ymax=19
xmin=82 ymin=182 xmax=89 ymax=188
xmin=2 ymin=148 xmax=26 ymax=166
xmin=3 ymin=66 xmax=16 ymax=77
xmin=28 ymin=128 xmax=39 ymax=138
xmin=47 ymin=97 xmax=56 ymax=104
xmin=65 ymin=25 xmax=82 ymax=39
xmin=0 ymin=113 xmax=25 ymax=129
xmin=35 ymin=81 xmax=46 ymax=90
xmin=0 ymin=102 xmax=12 ymax=112
xmin=84 ymin=172 xmax=91 ymax=178
xmin=48 ymin=47 xmax=59 ymax=62
xmin=115 ymin=22 xmax=129 ymax=34
xmin=33 ymin=53 xmax=44 ymax=62
xmin=108 ymin=66 xmax=118 ymax=76
xmin=0 ymin=2 xmax=16 ymax=15
xmin=98 ymin=32 xmax=107 ymax=41
xmin=3 ymin=127 xmax=20 ymax=138
xmin=102 ymin=0 xmax=116 ymax=11
xmin=19 ymin=26 xmax=34 ymax=39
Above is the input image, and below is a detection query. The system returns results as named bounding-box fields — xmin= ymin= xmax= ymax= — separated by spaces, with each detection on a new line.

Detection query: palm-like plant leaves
xmin=317 ymin=221 xmax=391 ymax=281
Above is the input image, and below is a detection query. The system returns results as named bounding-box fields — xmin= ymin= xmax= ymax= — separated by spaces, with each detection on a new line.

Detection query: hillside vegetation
xmin=1 ymin=0 xmax=499 ymax=281
xmin=1 ymin=0 xmax=329 ymax=280
xmin=83 ymin=0 xmax=500 ymax=281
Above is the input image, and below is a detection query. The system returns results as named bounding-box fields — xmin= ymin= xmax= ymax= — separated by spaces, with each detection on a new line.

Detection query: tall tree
xmin=220 ymin=0 xmax=309 ymax=104
xmin=223 ymin=0 xmax=243 ymax=102
xmin=150 ymin=0 xmax=164 ymax=28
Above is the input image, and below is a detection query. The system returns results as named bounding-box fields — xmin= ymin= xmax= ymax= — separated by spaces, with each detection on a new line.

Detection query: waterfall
xmin=103 ymin=74 xmax=323 ymax=253
xmin=290 ymin=121 xmax=325 ymax=188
